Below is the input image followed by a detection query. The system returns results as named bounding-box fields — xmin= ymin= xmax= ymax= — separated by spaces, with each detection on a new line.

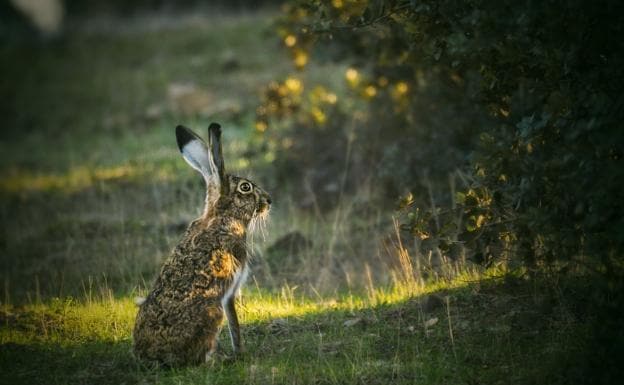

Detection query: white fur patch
xmin=222 ymin=263 xmax=249 ymax=307
xmin=222 ymin=263 xmax=249 ymax=350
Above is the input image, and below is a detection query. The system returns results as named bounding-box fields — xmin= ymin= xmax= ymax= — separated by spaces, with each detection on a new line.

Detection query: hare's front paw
xmin=221 ymin=353 xmax=239 ymax=365
xmin=204 ymin=351 xmax=217 ymax=367
xmin=204 ymin=350 xmax=239 ymax=367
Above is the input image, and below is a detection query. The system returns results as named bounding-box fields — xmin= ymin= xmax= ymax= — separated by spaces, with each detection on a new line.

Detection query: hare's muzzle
xmin=257 ymin=195 xmax=271 ymax=214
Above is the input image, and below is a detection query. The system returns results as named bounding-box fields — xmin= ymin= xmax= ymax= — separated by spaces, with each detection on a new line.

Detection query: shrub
xmin=265 ymin=0 xmax=624 ymax=276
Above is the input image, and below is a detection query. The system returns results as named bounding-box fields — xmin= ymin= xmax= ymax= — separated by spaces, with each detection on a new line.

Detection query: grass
xmin=0 ymin=274 xmax=585 ymax=385
xmin=0 ymin=7 xmax=590 ymax=385
xmin=0 ymin=7 xmax=357 ymax=300
xmin=0 ymin=10 xmax=284 ymax=173
xmin=0 ymin=9 xmax=283 ymax=301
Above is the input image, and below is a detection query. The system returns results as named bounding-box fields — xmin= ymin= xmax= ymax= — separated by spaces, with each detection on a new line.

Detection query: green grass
xmin=0 ymin=10 xmax=285 ymax=173
xmin=0 ymin=274 xmax=585 ymax=385
xmin=0 ymin=8 xmax=590 ymax=385
xmin=0 ymin=8 xmax=357 ymax=300
xmin=0 ymin=9 xmax=286 ymax=301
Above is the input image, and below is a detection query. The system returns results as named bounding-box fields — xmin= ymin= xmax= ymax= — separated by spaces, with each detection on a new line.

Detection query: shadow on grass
xmin=0 ymin=340 xmax=143 ymax=385
xmin=0 ymin=276 xmax=588 ymax=385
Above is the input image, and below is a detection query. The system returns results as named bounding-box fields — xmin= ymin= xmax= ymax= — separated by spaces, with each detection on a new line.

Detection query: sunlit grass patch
xmin=0 ymin=165 xmax=143 ymax=194
xmin=0 ymin=269 xmax=508 ymax=347
xmin=0 ymin=272 xmax=465 ymax=347
xmin=0 ymin=272 xmax=584 ymax=385
xmin=0 ymin=296 xmax=136 ymax=346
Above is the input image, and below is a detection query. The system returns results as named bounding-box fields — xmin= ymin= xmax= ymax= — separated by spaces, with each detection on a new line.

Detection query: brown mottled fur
xmin=133 ymin=126 xmax=270 ymax=367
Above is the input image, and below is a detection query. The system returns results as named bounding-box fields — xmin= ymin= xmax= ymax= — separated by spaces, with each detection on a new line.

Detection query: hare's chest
xmin=221 ymin=263 xmax=249 ymax=307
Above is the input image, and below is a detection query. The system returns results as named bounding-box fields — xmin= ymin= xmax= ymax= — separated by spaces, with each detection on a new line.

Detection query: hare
xmin=133 ymin=123 xmax=271 ymax=367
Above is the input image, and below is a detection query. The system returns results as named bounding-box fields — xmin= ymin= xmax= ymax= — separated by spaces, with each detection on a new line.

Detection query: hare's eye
xmin=238 ymin=181 xmax=253 ymax=194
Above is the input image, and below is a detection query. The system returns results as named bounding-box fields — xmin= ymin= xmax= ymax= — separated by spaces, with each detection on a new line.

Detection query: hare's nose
xmin=267 ymin=197 xmax=272 ymax=205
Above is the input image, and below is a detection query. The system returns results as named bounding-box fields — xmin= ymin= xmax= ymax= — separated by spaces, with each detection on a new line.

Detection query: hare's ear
xmin=176 ymin=125 xmax=221 ymax=188
xmin=208 ymin=123 xmax=226 ymax=184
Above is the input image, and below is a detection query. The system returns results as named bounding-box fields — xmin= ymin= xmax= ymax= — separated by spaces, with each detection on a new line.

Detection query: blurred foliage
xmin=0 ymin=0 xmax=283 ymax=38
xmin=266 ymin=0 xmax=624 ymax=273
xmin=264 ymin=1 xmax=623 ymax=380
xmin=257 ymin=3 xmax=492 ymax=208
xmin=62 ymin=0 xmax=283 ymax=16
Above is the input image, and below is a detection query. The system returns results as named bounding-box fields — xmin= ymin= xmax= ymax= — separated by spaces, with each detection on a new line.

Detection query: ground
xmin=0 ymin=274 xmax=584 ymax=384
xmin=0 ymin=8 xmax=585 ymax=385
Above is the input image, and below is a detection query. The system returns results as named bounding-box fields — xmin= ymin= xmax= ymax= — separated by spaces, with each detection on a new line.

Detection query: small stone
xmin=424 ymin=317 xmax=439 ymax=328
xmin=343 ymin=317 xmax=362 ymax=327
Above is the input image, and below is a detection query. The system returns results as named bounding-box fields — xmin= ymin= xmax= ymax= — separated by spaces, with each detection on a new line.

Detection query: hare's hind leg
xmin=202 ymin=305 xmax=225 ymax=364
xmin=204 ymin=334 xmax=218 ymax=363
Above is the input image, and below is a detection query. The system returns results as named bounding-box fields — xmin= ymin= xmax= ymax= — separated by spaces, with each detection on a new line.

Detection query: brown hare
xmin=133 ymin=123 xmax=271 ymax=367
